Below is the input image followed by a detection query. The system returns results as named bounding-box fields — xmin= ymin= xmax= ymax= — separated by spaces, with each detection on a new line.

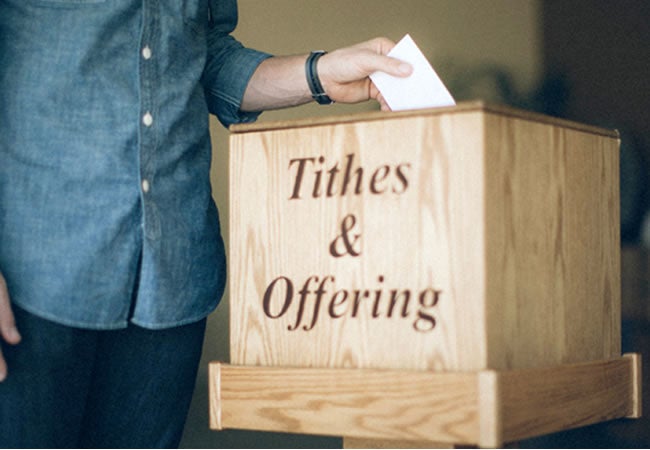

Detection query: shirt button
xmin=142 ymin=46 xmax=152 ymax=60
xmin=142 ymin=179 xmax=150 ymax=193
xmin=142 ymin=112 xmax=153 ymax=127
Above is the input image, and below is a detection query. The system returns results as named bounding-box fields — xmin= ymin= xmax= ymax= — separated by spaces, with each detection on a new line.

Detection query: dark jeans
xmin=0 ymin=305 xmax=207 ymax=448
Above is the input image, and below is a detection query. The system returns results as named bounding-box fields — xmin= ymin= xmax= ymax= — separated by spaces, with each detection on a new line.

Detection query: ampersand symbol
xmin=329 ymin=214 xmax=362 ymax=258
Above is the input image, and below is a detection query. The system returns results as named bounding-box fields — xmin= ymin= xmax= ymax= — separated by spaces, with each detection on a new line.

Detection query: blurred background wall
xmin=180 ymin=0 xmax=650 ymax=447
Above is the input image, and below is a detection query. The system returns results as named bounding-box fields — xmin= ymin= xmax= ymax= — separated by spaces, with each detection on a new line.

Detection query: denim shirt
xmin=0 ymin=0 xmax=271 ymax=329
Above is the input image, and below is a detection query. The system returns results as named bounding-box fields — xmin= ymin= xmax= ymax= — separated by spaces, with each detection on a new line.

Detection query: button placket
xmin=140 ymin=39 xmax=154 ymax=197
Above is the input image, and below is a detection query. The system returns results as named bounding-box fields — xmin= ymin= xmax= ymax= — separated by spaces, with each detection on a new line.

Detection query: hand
xmin=317 ymin=37 xmax=413 ymax=110
xmin=240 ymin=37 xmax=412 ymax=113
xmin=0 ymin=271 xmax=21 ymax=382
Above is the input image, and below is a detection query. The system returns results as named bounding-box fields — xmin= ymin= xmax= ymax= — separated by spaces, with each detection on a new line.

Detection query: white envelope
xmin=370 ymin=34 xmax=455 ymax=111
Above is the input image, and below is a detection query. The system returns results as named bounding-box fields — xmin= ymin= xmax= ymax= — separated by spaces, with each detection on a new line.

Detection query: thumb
xmin=355 ymin=51 xmax=412 ymax=79
xmin=355 ymin=37 xmax=413 ymax=77
xmin=374 ymin=55 xmax=413 ymax=78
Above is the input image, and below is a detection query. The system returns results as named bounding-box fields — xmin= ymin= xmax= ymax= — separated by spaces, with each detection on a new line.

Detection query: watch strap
xmin=305 ymin=51 xmax=334 ymax=105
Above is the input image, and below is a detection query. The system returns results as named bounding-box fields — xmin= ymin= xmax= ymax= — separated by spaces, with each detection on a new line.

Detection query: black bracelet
xmin=305 ymin=51 xmax=334 ymax=105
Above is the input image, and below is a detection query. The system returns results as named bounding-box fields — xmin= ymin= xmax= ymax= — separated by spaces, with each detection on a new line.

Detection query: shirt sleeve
xmin=202 ymin=0 xmax=272 ymax=127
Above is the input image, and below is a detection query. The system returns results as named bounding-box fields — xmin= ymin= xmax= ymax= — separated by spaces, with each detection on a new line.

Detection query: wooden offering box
xmin=211 ymin=103 xmax=641 ymax=447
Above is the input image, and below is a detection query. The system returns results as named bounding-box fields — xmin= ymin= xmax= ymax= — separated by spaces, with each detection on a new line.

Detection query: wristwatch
xmin=305 ymin=50 xmax=334 ymax=105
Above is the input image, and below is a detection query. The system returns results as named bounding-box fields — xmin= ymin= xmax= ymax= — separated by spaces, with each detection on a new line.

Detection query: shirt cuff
xmin=203 ymin=48 xmax=272 ymax=127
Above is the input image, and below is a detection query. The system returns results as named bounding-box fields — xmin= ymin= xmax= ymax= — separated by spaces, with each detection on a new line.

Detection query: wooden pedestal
xmin=210 ymin=103 xmax=641 ymax=447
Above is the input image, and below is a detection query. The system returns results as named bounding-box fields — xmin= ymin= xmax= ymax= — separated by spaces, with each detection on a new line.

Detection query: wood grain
xmin=498 ymin=354 xmax=641 ymax=442
xmin=483 ymin=113 xmax=621 ymax=369
xmin=228 ymin=104 xmax=620 ymax=371
xmin=210 ymin=363 xmax=481 ymax=444
xmin=229 ymin=111 xmax=488 ymax=370
xmin=209 ymin=355 xmax=641 ymax=447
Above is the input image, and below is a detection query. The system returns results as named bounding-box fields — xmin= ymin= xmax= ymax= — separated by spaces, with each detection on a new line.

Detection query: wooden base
xmin=209 ymin=354 xmax=641 ymax=448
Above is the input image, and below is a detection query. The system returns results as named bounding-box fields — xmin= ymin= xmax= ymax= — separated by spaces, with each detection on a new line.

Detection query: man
xmin=0 ymin=0 xmax=411 ymax=447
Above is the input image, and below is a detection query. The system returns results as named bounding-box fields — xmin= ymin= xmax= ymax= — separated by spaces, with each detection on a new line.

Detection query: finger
xmin=369 ymin=83 xmax=389 ymax=107
xmin=0 ymin=346 xmax=7 ymax=382
xmin=378 ymin=95 xmax=392 ymax=112
xmin=0 ymin=274 xmax=21 ymax=345
xmin=0 ymin=274 xmax=19 ymax=383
